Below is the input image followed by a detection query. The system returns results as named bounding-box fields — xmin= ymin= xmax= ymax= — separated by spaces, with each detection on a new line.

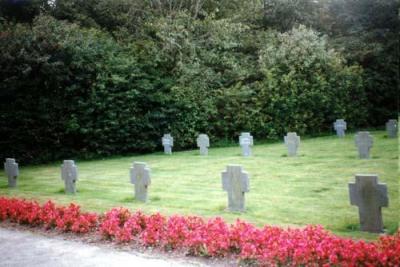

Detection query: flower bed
xmin=0 ymin=197 xmax=398 ymax=266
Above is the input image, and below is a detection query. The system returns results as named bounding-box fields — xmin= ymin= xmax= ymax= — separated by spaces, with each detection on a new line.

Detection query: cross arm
xmin=61 ymin=165 xmax=65 ymax=181
xmin=130 ymin=168 xmax=137 ymax=184
xmin=348 ymin=183 xmax=358 ymax=206
xmin=5 ymin=162 xmax=19 ymax=177
xmin=241 ymin=172 xmax=249 ymax=192
xmin=143 ymin=168 xmax=151 ymax=186
xmin=14 ymin=163 xmax=19 ymax=177
xmin=378 ymin=183 xmax=389 ymax=207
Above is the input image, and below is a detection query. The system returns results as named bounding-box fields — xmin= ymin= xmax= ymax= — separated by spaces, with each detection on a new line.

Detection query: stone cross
xmin=130 ymin=162 xmax=151 ymax=202
xmin=61 ymin=160 xmax=78 ymax=194
xmin=239 ymin=132 xmax=253 ymax=157
xmin=221 ymin=165 xmax=249 ymax=212
xmin=4 ymin=158 xmax=19 ymax=188
xmin=386 ymin=119 xmax=398 ymax=138
xmin=162 ymin=134 xmax=174 ymax=154
xmin=355 ymin=131 xmax=373 ymax=159
xmin=284 ymin=132 xmax=300 ymax=156
xmin=196 ymin=134 xmax=210 ymax=156
xmin=333 ymin=119 xmax=347 ymax=137
xmin=349 ymin=174 xmax=388 ymax=233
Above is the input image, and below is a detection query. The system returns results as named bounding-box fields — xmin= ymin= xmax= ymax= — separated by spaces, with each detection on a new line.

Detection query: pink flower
xmin=0 ymin=196 xmax=399 ymax=266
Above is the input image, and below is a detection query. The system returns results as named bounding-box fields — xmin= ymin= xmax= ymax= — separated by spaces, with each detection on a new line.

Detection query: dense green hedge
xmin=0 ymin=17 xmax=168 ymax=162
xmin=0 ymin=15 xmax=370 ymax=163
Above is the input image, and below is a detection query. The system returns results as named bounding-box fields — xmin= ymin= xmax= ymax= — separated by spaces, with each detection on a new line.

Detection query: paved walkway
xmin=0 ymin=227 xmax=207 ymax=267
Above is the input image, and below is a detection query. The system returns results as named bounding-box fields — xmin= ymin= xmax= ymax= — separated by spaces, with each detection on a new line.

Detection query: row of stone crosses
xmin=163 ymin=119 xmax=398 ymax=158
xmin=3 ymin=119 xmax=397 ymax=233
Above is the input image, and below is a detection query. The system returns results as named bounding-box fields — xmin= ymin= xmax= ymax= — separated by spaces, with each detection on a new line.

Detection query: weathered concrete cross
xmin=349 ymin=174 xmax=388 ymax=233
xmin=284 ymin=132 xmax=300 ymax=156
xmin=221 ymin=165 xmax=249 ymax=212
xmin=196 ymin=134 xmax=210 ymax=156
xmin=4 ymin=158 xmax=19 ymax=188
xmin=61 ymin=160 xmax=78 ymax=194
xmin=130 ymin=162 xmax=151 ymax=202
xmin=386 ymin=119 xmax=398 ymax=138
xmin=239 ymin=132 xmax=253 ymax=157
xmin=355 ymin=131 xmax=373 ymax=159
xmin=162 ymin=134 xmax=174 ymax=154
xmin=333 ymin=119 xmax=347 ymax=137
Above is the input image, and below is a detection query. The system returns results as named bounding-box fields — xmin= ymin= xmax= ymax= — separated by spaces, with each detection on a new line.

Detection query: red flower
xmin=0 ymin=196 xmax=399 ymax=266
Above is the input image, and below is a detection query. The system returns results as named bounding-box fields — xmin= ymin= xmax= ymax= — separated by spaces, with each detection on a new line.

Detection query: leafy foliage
xmin=0 ymin=0 xmax=397 ymax=163
xmin=0 ymin=16 xmax=173 ymax=161
xmin=321 ymin=0 xmax=399 ymax=125
xmin=254 ymin=26 xmax=366 ymax=136
xmin=0 ymin=0 xmax=50 ymax=23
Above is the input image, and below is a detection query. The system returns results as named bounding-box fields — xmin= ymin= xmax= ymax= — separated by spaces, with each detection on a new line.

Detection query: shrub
xmin=0 ymin=197 xmax=398 ymax=266
xmin=99 ymin=208 xmax=146 ymax=243
xmin=254 ymin=26 xmax=367 ymax=137
xmin=0 ymin=15 xmax=171 ymax=163
xmin=0 ymin=16 xmax=368 ymax=164
xmin=0 ymin=197 xmax=97 ymax=233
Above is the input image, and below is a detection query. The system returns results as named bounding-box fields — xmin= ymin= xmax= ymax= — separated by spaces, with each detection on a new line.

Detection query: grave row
xmin=3 ymin=158 xmax=390 ymax=234
xmin=2 ymin=119 xmax=396 ymax=233
xmin=163 ymin=119 xmax=397 ymax=159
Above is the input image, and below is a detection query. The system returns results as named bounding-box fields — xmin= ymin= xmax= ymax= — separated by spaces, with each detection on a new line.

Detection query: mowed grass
xmin=0 ymin=131 xmax=398 ymax=240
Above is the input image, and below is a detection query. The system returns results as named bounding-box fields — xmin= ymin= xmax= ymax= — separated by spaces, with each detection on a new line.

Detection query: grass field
xmin=0 ymin=131 xmax=398 ymax=240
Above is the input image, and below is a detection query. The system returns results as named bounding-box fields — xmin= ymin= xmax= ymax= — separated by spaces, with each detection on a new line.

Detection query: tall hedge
xmin=0 ymin=16 xmax=173 ymax=162
xmin=0 ymin=16 xmax=367 ymax=163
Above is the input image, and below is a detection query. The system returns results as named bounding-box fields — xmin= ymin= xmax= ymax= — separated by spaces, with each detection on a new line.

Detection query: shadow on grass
xmin=280 ymin=154 xmax=306 ymax=158
xmin=312 ymin=187 xmax=330 ymax=193
xmin=151 ymin=196 xmax=161 ymax=202
xmin=55 ymin=188 xmax=65 ymax=194
xmin=343 ymin=222 xmax=398 ymax=235
xmin=215 ymin=204 xmax=248 ymax=214
xmin=345 ymin=223 xmax=360 ymax=232
xmin=121 ymin=196 xmax=161 ymax=203
xmin=216 ymin=204 xmax=226 ymax=212
xmin=121 ymin=196 xmax=135 ymax=203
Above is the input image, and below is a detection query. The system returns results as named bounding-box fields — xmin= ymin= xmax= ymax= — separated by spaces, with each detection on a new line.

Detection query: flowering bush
xmin=0 ymin=197 xmax=97 ymax=233
xmin=99 ymin=208 xmax=145 ymax=242
xmin=163 ymin=215 xmax=190 ymax=250
xmin=55 ymin=203 xmax=98 ymax=233
xmin=0 ymin=197 xmax=399 ymax=266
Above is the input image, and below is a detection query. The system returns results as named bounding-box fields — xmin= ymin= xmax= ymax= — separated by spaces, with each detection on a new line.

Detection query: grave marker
xmin=284 ymin=132 xmax=300 ymax=156
xmin=61 ymin=160 xmax=78 ymax=194
xmin=196 ymin=134 xmax=210 ymax=156
xmin=162 ymin=134 xmax=174 ymax=154
xmin=349 ymin=174 xmax=388 ymax=233
xmin=221 ymin=165 xmax=249 ymax=212
xmin=4 ymin=158 xmax=18 ymax=188
xmin=239 ymin=132 xmax=253 ymax=157
xmin=355 ymin=132 xmax=373 ymax=159
xmin=333 ymin=119 xmax=347 ymax=137
xmin=386 ymin=119 xmax=398 ymax=138
xmin=130 ymin=162 xmax=151 ymax=202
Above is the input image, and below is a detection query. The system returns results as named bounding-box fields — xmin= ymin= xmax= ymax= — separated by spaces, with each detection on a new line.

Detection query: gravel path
xmin=0 ymin=227 xmax=208 ymax=267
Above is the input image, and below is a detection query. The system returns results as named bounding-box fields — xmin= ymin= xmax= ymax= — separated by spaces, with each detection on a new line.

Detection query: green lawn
xmin=0 ymin=131 xmax=398 ymax=240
